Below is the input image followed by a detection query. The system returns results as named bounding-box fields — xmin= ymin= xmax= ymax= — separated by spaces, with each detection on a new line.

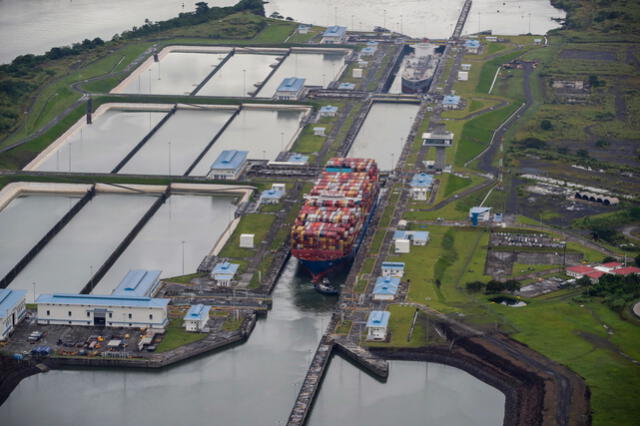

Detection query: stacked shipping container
xmin=291 ymin=158 xmax=379 ymax=278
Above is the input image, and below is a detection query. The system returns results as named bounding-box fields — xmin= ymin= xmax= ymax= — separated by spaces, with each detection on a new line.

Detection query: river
xmin=0 ymin=0 xmax=564 ymax=63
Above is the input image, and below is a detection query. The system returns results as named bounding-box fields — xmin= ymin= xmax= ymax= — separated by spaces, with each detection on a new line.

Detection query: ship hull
xmin=401 ymin=76 xmax=433 ymax=94
xmin=298 ymin=254 xmax=353 ymax=278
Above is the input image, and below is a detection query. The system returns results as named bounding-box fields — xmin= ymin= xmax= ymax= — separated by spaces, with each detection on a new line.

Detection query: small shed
xmin=183 ymin=304 xmax=211 ymax=332
xmin=366 ymin=311 xmax=390 ymax=341
xmin=240 ymin=234 xmax=255 ymax=249
xmin=395 ymin=238 xmax=411 ymax=254
xmin=211 ymin=262 xmax=240 ymax=287
xmin=338 ymin=82 xmax=356 ymax=90
xmin=319 ymin=105 xmax=338 ymax=117
xmin=313 ymin=127 xmax=326 ymax=136
xmin=353 ymin=68 xmax=363 ymax=78
xmin=460 ymin=63 xmax=471 ymax=71
xmin=442 ymin=95 xmax=461 ymax=109
xmin=381 ymin=261 xmax=405 ymax=278
xmin=458 ymin=71 xmax=469 ymax=81
xmin=287 ymin=153 xmax=309 ymax=164
xmin=464 ymin=39 xmax=481 ymax=54
xmin=397 ymin=219 xmax=408 ymax=230
xmin=260 ymin=188 xmax=285 ymax=205
xmin=373 ymin=277 xmax=400 ymax=301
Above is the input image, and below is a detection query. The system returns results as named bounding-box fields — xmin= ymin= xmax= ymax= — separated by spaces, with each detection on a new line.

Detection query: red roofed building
xmin=601 ymin=262 xmax=623 ymax=269
xmin=612 ymin=266 xmax=640 ymax=276
xmin=584 ymin=270 xmax=605 ymax=282
xmin=566 ymin=265 xmax=597 ymax=279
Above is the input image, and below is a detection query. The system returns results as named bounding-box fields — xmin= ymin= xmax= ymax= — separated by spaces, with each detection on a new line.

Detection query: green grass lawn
xmin=156 ymin=318 xmax=207 ymax=352
xmin=442 ymin=174 xmax=473 ymax=198
xmin=218 ymin=213 xmax=276 ymax=259
xmin=366 ymin=305 xmax=427 ymax=348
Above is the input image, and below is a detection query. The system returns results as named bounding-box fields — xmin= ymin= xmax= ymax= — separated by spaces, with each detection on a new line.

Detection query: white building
xmin=469 ymin=206 xmax=492 ymax=224
xmin=36 ymin=294 xmax=169 ymax=330
xmin=394 ymin=231 xmax=429 ymax=247
xmin=381 ymin=262 xmax=405 ymax=278
xmin=423 ymin=131 xmax=454 ymax=147
xmin=319 ymin=105 xmax=338 ymax=117
xmin=409 ymin=173 xmax=434 ymax=200
xmin=395 ymin=238 xmax=411 ymax=254
xmin=464 ymin=40 xmax=481 ymax=54
xmin=240 ymin=233 xmax=255 ymax=249
xmin=211 ymin=261 xmax=240 ymax=287
xmin=366 ymin=311 xmax=390 ymax=341
xmin=0 ymin=289 xmax=27 ymax=341
xmin=112 ymin=269 xmax=161 ymax=297
xmin=183 ymin=304 xmax=211 ymax=332
xmin=352 ymin=68 xmax=363 ymax=78
xmin=321 ymin=26 xmax=347 ymax=44
xmin=461 ymin=63 xmax=471 ymax=71
xmin=372 ymin=277 xmax=400 ymax=301
xmin=208 ymin=150 xmax=248 ymax=180
xmin=274 ymin=77 xmax=306 ymax=101
xmin=313 ymin=127 xmax=326 ymax=136
xmin=458 ymin=71 xmax=469 ymax=81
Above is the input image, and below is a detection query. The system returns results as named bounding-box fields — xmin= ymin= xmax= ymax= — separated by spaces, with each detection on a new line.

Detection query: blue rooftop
xmin=382 ymin=261 xmax=405 ymax=269
xmin=366 ymin=41 xmax=379 ymax=47
xmin=288 ymin=153 xmax=309 ymax=164
xmin=394 ymin=230 xmax=429 ymax=242
xmin=410 ymin=173 xmax=434 ymax=188
xmin=361 ymin=47 xmax=376 ymax=55
xmin=443 ymin=95 xmax=461 ymax=105
xmin=184 ymin=304 xmax=211 ymax=321
xmin=465 ymin=40 xmax=481 ymax=48
xmin=470 ymin=206 xmax=491 ymax=214
xmin=261 ymin=188 xmax=285 ymax=200
xmin=323 ymin=26 xmax=347 ymax=38
xmin=366 ymin=311 xmax=390 ymax=328
xmin=36 ymin=293 xmax=170 ymax=309
xmin=338 ymin=82 xmax=355 ymax=90
xmin=373 ymin=277 xmax=400 ymax=296
xmin=112 ymin=269 xmax=161 ymax=297
xmin=0 ymin=289 xmax=26 ymax=318
xmin=211 ymin=150 xmax=248 ymax=171
xmin=319 ymin=105 xmax=338 ymax=114
xmin=212 ymin=262 xmax=239 ymax=277
xmin=277 ymin=77 xmax=306 ymax=92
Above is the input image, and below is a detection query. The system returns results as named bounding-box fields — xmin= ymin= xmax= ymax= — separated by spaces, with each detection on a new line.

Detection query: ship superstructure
xmin=401 ymin=43 xmax=440 ymax=93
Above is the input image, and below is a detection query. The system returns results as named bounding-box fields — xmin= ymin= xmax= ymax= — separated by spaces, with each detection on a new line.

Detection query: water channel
xmin=119 ymin=109 xmax=236 ymax=176
xmin=189 ymin=107 xmax=306 ymax=175
xmin=348 ymin=102 xmax=420 ymax=171
xmin=0 ymin=194 xmax=79 ymax=282
xmin=1 ymin=258 xmax=505 ymax=425
xmin=91 ymin=194 xmax=238 ymax=294
xmin=7 ymin=193 xmax=157 ymax=301
xmin=33 ymin=109 xmax=166 ymax=173
xmin=198 ymin=53 xmax=283 ymax=97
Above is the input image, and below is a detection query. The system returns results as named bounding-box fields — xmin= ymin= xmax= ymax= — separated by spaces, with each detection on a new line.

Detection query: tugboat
xmin=315 ymin=278 xmax=339 ymax=295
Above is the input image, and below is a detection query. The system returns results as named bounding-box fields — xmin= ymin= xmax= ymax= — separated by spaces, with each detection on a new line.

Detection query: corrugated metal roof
xmin=211 ymin=150 xmax=248 ymax=170
xmin=382 ymin=261 xmax=405 ymax=269
xmin=366 ymin=310 xmax=390 ymax=328
xmin=323 ymin=26 xmax=347 ymax=37
xmin=373 ymin=277 xmax=400 ymax=295
xmin=112 ymin=269 xmax=161 ymax=297
xmin=184 ymin=304 xmax=211 ymax=321
xmin=212 ymin=262 xmax=239 ymax=276
xmin=0 ymin=289 xmax=26 ymax=318
xmin=319 ymin=105 xmax=338 ymax=113
xmin=410 ymin=173 xmax=434 ymax=188
xmin=36 ymin=293 xmax=169 ymax=308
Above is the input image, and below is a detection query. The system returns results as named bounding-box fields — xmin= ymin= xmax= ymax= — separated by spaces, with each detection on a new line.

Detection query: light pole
xmin=242 ymin=69 xmax=247 ymax=96
xmin=32 ymin=281 xmax=36 ymax=304
xmin=168 ymin=140 xmax=172 ymax=176
xmin=383 ymin=9 xmax=387 ymax=29
xmin=181 ymin=240 xmax=186 ymax=275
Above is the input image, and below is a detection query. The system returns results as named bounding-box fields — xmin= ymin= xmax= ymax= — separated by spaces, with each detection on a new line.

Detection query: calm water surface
xmin=198 ymin=53 xmax=283 ymax=97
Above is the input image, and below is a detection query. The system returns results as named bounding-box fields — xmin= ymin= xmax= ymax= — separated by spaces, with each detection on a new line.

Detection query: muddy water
xmin=198 ymin=53 xmax=283 ymax=97
xmin=7 ymin=194 xmax=157 ymax=300
xmin=189 ymin=108 xmax=305 ymax=175
xmin=33 ymin=110 xmax=165 ymax=173
xmin=0 ymin=194 xmax=79 ymax=287
xmin=257 ymin=52 xmax=346 ymax=97
xmin=91 ymin=194 xmax=237 ymax=294
xmin=348 ymin=102 xmax=420 ymax=171
xmin=119 ymin=109 xmax=236 ymax=175
xmin=118 ymin=51 xmax=229 ymax=95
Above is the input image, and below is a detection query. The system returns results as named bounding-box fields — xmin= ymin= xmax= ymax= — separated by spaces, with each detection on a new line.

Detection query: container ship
xmin=291 ymin=158 xmax=380 ymax=287
xmin=401 ymin=43 xmax=440 ymax=94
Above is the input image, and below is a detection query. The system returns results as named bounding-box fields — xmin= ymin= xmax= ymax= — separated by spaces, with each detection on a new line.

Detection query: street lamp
xmin=181 ymin=240 xmax=186 ymax=275
xmin=242 ymin=69 xmax=247 ymax=96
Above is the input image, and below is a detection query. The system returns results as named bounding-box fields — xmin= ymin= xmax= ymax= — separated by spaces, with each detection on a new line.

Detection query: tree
xmin=634 ymin=254 xmax=640 ymax=267
xmin=540 ymin=119 xmax=553 ymax=130
xmin=466 ymin=281 xmax=485 ymax=293
xmin=577 ymin=149 xmax=589 ymax=158
xmin=485 ymin=280 xmax=505 ymax=294
xmin=602 ymin=256 xmax=617 ymax=263
xmin=195 ymin=2 xmax=209 ymax=14
xmin=504 ymin=279 xmax=520 ymax=293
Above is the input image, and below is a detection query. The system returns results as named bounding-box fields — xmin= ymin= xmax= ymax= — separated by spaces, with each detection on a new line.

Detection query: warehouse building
xmin=36 ymin=294 xmax=170 ymax=330
xmin=274 ymin=77 xmax=306 ymax=100
xmin=183 ymin=304 xmax=211 ymax=332
xmin=112 ymin=269 xmax=162 ymax=297
xmin=366 ymin=311 xmax=390 ymax=341
xmin=208 ymin=150 xmax=248 ymax=180
xmin=0 ymin=289 xmax=27 ymax=341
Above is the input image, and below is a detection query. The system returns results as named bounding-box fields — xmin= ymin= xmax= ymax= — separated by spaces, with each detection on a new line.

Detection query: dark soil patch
xmin=559 ymin=49 xmax=617 ymax=61
xmin=553 ymin=139 xmax=639 ymax=167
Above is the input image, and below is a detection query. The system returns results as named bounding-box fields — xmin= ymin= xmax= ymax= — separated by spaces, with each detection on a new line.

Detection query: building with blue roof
xmin=275 ymin=77 xmax=306 ymax=100
xmin=409 ymin=173 xmax=434 ymax=200
xmin=0 ymin=289 xmax=27 ymax=341
xmin=259 ymin=188 xmax=285 ymax=205
xmin=394 ymin=230 xmax=429 ymax=247
xmin=373 ymin=276 xmax=400 ymax=301
xmin=36 ymin=293 xmax=169 ymax=330
xmin=442 ymin=95 xmax=461 ymax=109
xmin=112 ymin=269 xmax=161 ymax=298
xmin=360 ymin=47 xmax=376 ymax=57
xmin=288 ymin=153 xmax=309 ymax=164
xmin=464 ymin=39 xmax=481 ymax=53
xmin=366 ymin=311 xmax=390 ymax=341
xmin=319 ymin=105 xmax=338 ymax=117
xmin=338 ymin=82 xmax=356 ymax=90
xmin=211 ymin=262 xmax=240 ymax=287
xmin=381 ymin=261 xmax=405 ymax=278
xmin=469 ymin=206 xmax=492 ymax=225
xmin=321 ymin=26 xmax=347 ymax=44
xmin=208 ymin=149 xmax=248 ymax=180
xmin=183 ymin=304 xmax=211 ymax=332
